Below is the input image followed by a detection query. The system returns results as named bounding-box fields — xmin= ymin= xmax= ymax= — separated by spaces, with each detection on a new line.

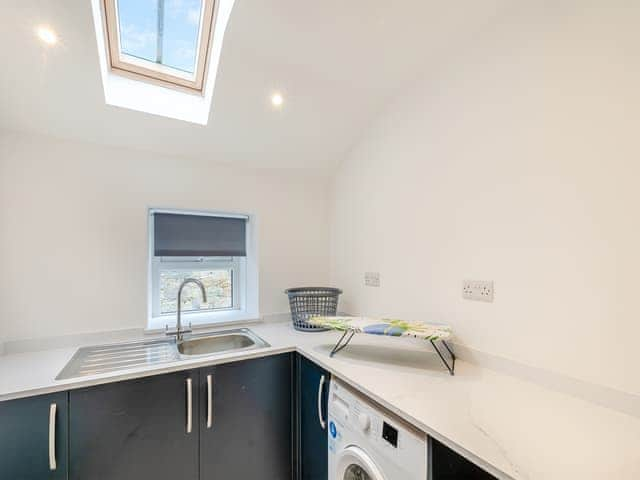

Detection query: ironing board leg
xmin=430 ymin=339 xmax=456 ymax=375
xmin=330 ymin=330 xmax=356 ymax=357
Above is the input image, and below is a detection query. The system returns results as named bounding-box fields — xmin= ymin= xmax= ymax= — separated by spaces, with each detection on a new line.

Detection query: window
xmin=103 ymin=0 xmax=217 ymax=92
xmin=91 ymin=0 xmax=234 ymax=123
xmin=148 ymin=209 xmax=258 ymax=329
xmin=154 ymin=257 xmax=238 ymax=315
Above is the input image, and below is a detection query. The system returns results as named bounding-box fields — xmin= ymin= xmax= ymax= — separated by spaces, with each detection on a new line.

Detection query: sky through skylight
xmin=117 ymin=0 xmax=203 ymax=74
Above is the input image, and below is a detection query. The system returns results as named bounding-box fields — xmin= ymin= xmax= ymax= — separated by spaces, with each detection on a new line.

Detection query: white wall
xmin=330 ymin=1 xmax=640 ymax=396
xmin=0 ymin=132 xmax=330 ymax=342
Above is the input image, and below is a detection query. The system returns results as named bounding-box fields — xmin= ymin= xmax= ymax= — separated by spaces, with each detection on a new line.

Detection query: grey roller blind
xmin=154 ymin=213 xmax=247 ymax=257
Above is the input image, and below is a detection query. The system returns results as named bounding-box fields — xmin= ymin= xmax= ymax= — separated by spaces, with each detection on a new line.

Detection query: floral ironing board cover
xmin=309 ymin=316 xmax=452 ymax=341
xmin=309 ymin=316 xmax=456 ymax=375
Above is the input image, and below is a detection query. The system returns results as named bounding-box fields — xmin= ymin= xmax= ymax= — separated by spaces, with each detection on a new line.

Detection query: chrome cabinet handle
xmin=49 ymin=403 xmax=57 ymax=471
xmin=206 ymin=374 xmax=213 ymax=429
xmin=186 ymin=378 xmax=193 ymax=434
xmin=317 ymin=374 xmax=326 ymax=430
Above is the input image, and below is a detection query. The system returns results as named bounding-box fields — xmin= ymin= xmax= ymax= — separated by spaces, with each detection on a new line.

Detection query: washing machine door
xmin=336 ymin=445 xmax=386 ymax=480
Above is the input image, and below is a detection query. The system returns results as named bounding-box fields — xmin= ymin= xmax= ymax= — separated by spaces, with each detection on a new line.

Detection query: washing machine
xmin=328 ymin=379 xmax=428 ymax=480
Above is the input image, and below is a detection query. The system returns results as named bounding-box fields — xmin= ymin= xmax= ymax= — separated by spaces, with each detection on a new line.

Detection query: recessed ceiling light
xmin=36 ymin=26 xmax=58 ymax=46
xmin=271 ymin=92 xmax=284 ymax=107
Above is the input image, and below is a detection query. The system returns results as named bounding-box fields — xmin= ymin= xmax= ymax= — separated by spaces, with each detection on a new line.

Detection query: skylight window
xmin=103 ymin=0 xmax=216 ymax=92
xmin=92 ymin=0 xmax=234 ymax=123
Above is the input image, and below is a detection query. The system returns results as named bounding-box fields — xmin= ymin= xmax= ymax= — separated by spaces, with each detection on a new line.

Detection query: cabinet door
xmin=200 ymin=353 xmax=293 ymax=480
xmin=69 ymin=370 xmax=199 ymax=480
xmin=0 ymin=391 xmax=68 ymax=480
xmin=298 ymin=354 xmax=330 ymax=480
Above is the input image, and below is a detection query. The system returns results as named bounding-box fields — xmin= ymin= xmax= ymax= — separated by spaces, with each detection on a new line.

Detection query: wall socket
xmin=364 ymin=272 xmax=380 ymax=287
xmin=462 ymin=280 xmax=494 ymax=302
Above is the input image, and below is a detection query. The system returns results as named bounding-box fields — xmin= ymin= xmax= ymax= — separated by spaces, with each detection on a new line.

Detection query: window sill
xmin=146 ymin=310 xmax=260 ymax=333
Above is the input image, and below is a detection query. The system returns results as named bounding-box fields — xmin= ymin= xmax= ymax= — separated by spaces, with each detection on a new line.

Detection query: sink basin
xmin=177 ymin=328 xmax=270 ymax=357
xmin=56 ymin=328 xmax=270 ymax=380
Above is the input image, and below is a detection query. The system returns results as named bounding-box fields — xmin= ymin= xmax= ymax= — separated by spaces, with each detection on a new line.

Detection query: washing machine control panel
xmin=330 ymin=381 xmax=424 ymax=453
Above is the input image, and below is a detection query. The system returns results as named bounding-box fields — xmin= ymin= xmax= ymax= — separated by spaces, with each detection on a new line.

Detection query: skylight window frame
xmin=102 ymin=0 xmax=217 ymax=93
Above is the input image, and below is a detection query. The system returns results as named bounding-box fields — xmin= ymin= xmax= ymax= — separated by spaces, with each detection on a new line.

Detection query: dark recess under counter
xmin=430 ymin=436 xmax=498 ymax=480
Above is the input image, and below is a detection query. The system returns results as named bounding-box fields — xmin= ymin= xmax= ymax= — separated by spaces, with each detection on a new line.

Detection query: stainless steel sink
xmin=177 ymin=328 xmax=270 ymax=357
xmin=56 ymin=328 xmax=270 ymax=380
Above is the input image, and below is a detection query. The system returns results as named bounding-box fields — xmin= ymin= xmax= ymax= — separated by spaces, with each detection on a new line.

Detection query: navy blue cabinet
xmin=199 ymin=353 xmax=293 ymax=480
xmin=3 ymin=353 xmax=297 ymax=480
xmin=0 ymin=391 xmax=68 ymax=480
xmin=69 ymin=370 xmax=199 ymax=480
xmin=297 ymin=354 xmax=330 ymax=480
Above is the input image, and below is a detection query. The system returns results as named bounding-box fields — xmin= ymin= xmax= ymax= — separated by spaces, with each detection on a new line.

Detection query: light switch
xmin=364 ymin=272 xmax=380 ymax=287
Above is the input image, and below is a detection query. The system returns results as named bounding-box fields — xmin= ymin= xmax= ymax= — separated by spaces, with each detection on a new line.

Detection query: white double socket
xmin=462 ymin=280 xmax=494 ymax=302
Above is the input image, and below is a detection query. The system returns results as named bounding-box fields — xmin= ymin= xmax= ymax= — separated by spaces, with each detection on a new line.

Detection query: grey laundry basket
xmin=285 ymin=287 xmax=343 ymax=331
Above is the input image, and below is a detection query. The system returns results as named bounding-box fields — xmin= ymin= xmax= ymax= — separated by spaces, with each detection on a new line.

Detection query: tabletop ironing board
xmin=309 ymin=316 xmax=456 ymax=375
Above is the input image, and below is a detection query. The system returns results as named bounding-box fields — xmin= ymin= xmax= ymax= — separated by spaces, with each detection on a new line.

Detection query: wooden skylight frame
xmin=102 ymin=0 xmax=217 ymax=93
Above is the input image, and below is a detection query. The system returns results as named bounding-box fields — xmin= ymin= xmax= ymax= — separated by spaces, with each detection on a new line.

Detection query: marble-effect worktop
xmin=0 ymin=320 xmax=639 ymax=479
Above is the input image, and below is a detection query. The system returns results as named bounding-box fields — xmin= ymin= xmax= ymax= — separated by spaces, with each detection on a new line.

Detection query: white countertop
xmin=1 ymin=321 xmax=639 ymax=479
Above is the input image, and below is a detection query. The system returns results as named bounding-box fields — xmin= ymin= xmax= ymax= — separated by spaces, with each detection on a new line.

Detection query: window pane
xmin=117 ymin=0 xmax=202 ymax=74
xmin=159 ymin=269 xmax=232 ymax=314
xmin=162 ymin=0 xmax=202 ymax=73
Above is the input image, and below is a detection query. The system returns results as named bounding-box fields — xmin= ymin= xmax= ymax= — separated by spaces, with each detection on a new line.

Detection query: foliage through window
xmin=159 ymin=268 xmax=232 ymax=314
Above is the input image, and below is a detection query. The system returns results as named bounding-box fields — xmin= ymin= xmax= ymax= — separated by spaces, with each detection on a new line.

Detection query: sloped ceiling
xmin=0 ymin=0 xmax=507 ymax=169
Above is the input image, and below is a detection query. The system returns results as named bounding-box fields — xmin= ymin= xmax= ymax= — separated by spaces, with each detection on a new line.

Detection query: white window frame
xmin=147 ymin=208 xmax=259 ymax=331
xmin=102 ymin=0 xmax=218 ymax=93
